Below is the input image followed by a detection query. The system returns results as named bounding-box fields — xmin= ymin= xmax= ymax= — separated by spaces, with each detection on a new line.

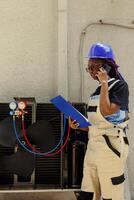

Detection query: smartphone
xmin=102 ymin=64 xmax=111 ymax=73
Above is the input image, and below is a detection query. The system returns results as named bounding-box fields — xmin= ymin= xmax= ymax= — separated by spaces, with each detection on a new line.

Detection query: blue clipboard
xmin=50 ymin=95 xmax=91 ymax=128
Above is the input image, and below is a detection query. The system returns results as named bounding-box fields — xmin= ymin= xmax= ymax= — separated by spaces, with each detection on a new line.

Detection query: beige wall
xmin=0 ymin=0 xmax=134 ymax=198
xmin=0 ymin=0 xmax=58 ymax=102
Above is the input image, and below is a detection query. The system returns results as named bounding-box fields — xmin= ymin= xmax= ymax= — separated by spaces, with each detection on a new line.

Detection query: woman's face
xmin=86 ymin=59 xmax=103 ymax=80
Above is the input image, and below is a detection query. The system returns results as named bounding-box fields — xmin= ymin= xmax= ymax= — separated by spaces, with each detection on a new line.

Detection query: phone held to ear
xmin=102 ymin=64 xmax=111 ymax=73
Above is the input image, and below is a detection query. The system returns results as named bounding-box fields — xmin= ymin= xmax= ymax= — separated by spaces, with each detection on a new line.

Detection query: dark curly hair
xmin=104 ymin=59 xmax=124 ymax=81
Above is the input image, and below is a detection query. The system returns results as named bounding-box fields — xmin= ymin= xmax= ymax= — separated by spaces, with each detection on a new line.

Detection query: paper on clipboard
xmin=50 ymin=95 xmax=91 ymax=128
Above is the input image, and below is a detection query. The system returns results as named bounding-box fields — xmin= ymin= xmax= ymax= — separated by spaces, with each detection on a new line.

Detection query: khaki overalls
xmin=81 ymin=80 xmax=129 ymax=200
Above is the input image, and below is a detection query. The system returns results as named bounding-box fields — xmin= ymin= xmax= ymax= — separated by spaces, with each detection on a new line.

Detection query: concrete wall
xmin=0 ymin=0 xmax=134 ymax=199
xmin=0 ymin=0 xmax=58 ymax=102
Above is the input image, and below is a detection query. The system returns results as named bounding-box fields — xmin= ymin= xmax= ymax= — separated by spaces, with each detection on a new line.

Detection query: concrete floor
xmin=0 ymin=192 xmax=77 ymax=200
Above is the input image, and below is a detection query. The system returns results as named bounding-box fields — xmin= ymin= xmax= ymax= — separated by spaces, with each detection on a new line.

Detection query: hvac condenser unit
xmin=0 ymin=100 xmax=88 ymax=191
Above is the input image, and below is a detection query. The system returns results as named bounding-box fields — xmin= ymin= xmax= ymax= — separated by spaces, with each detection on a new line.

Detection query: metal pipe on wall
xmin=58 ymin=0 xmax=68 ymax=99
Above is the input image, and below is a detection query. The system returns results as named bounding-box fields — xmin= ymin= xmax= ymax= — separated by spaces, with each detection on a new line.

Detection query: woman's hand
xmin=68 ymin=117 xmax=79 ymax=129
xmin=96 ymin=67 xmax=108 ymax=83
xmin=68 ymin=117 xmax=89 ymax=132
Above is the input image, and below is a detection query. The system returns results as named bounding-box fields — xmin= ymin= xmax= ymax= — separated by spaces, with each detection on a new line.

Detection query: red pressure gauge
xmin=18 ymin=101 xmax=26 ymax=110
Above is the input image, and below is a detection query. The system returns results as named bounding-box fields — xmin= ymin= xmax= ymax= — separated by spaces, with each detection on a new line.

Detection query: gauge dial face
xmin=9 ymin=101 xmax=17 ymax=110
xmin=18 ymin=101 xmax=26 ymax=110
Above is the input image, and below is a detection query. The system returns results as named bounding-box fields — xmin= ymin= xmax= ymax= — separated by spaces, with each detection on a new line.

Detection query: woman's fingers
xmin=68 ymin=116 xmax=72 ymax=124
xmin=68 ymin=117 xmax=79 ymax=129
xmin=100 ymin=67 xmax=105 ymax=72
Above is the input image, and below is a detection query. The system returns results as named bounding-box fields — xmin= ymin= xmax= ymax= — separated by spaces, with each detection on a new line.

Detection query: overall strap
xmin=108 ymin=79 xmax=120 ymax=91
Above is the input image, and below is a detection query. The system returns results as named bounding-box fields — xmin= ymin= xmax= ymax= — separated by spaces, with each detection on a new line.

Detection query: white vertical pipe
xmin=58 ymin=0 xmax=68 ymax=99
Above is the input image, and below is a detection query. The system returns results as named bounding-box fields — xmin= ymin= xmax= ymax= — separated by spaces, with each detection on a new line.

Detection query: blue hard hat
xmin=87 ymin=43 xmax=115 ymax=60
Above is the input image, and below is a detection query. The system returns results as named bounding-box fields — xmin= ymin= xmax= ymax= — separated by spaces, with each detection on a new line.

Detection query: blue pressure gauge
xmin=9 ymin=101 xmax=18 ymax=110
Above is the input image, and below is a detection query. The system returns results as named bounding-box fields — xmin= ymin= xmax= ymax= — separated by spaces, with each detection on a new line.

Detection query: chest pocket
xmin=87 ymin=95 xmax=103 ymax=126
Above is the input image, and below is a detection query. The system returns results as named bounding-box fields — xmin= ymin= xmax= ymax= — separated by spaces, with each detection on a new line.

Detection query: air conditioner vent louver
xmin=35 ymin=104 xmax=61 ymax=186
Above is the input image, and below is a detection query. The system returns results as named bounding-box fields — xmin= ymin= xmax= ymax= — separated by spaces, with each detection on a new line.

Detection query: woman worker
xmin=69 ymin=42 xmax=129 ymax=200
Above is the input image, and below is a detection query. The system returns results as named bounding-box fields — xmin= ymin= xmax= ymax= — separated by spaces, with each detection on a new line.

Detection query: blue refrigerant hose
xmin=13 ymin=115 xmax=67 ymax=156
